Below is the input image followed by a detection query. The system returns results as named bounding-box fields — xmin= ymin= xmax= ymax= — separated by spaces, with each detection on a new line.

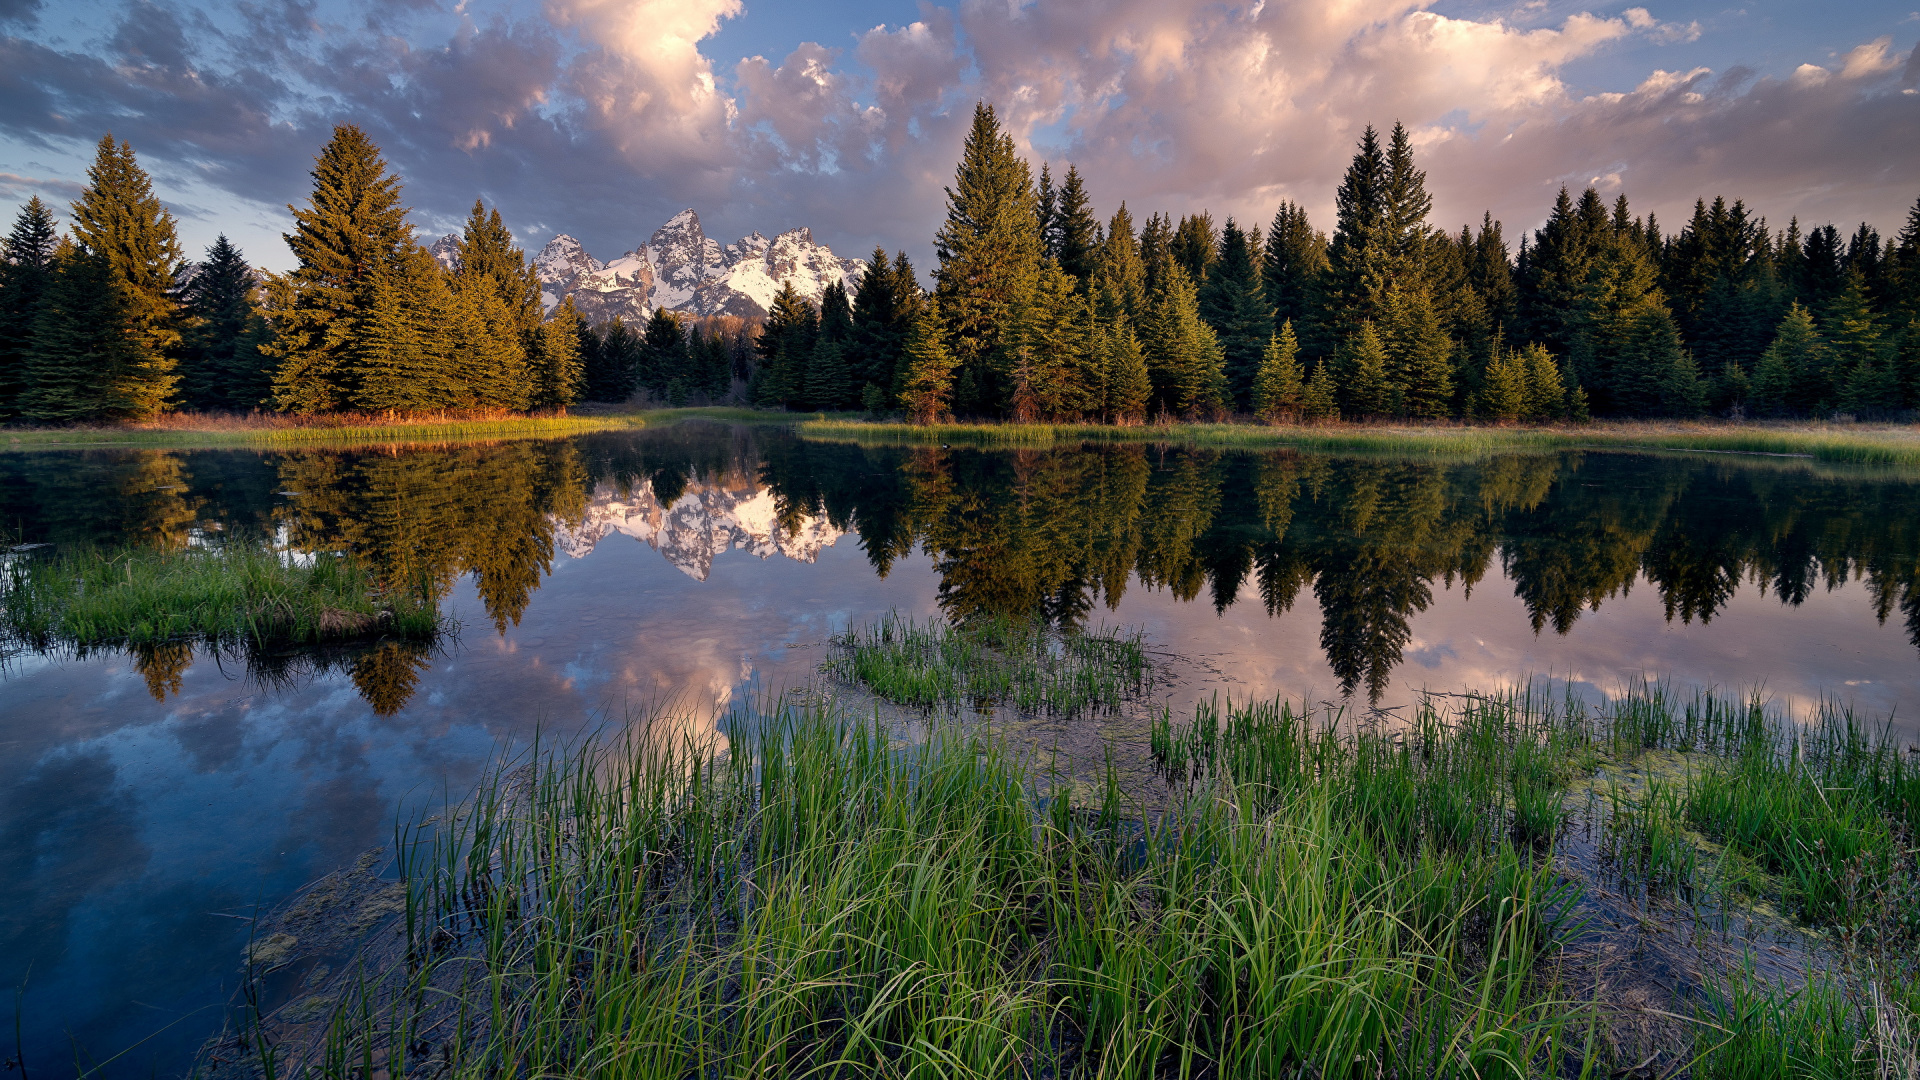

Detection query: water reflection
xmin=5 ymin=433 xmax=1920 ymax=710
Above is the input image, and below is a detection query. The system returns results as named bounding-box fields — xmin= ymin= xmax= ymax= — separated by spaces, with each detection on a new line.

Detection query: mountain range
xmin=429 ymin=209 xmax=864 ymax=324
xmin=556 ymin=475 xmax=844 ymax=580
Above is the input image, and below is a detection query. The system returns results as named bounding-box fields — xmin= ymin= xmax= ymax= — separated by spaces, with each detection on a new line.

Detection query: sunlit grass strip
xmin=0 ymin=414 xmax=640 ymax=450
xmin=825 ymin=611 xmax=1150 ymax=715
xmin=1 ymin=545 xmax=442 ymax=647
xmin=798 ymin=418 xmax=1920 ymax=466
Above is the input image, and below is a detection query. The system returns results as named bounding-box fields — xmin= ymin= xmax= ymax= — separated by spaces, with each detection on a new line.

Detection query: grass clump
xmin=1 ymin=545 xmax=441 ymax=649
xmin=253 ymin=698 xmax=1591 ymax=1078
xmin=825 ymin=611 xmax=1150 ymax=716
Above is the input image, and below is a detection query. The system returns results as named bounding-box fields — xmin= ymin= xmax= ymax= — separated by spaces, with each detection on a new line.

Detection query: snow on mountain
xmin=428 ymin=233 xmax=460 ymax=271
xmin=533 ymin=209 xmax=864 ymax=323
xmin=556 ymin=475 xmax=842 ymax=581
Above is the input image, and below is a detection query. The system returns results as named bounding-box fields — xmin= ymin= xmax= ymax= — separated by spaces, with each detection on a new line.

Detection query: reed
xmin=824 ymin=611 xmax=1150 ymax=715
xmin=0 ymin=545 xmax=442 ymax=648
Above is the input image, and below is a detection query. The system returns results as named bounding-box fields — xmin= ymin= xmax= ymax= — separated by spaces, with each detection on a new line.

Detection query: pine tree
xmin=265 ymin=125 xmax=416 ymax=414
xmin=1299 ymin=359 xmax=1338 ymax=421
xmin=1323 ymin=126 xmax=1391 ymax=343
xmin=1262 ymin=201 xmax=1328 ymax=340
xmin=934 ymin=103 xmax=1042 ymax=415
xmin=1036 ymin=163 xmax=1058 ymax=258
xmin=1339 ymin=321 xmax=1392 ymax=418
xmin=1611 ymin=304 xmax=1687 ymax=416
xmin=849 ymin=248 xmax=899 ymax=394
xmin=22 ymin=242 xmax=130 ymax=421
xmin=1381 ymin=121 xmax=1432 ymax=292
xmin=0 ymin=197 xmax=59 ymax=416
xmin=807 ymin=337 xmax=851 ymax=411
xmin=1658 ymin=350 xmax=1707 ymax=417
xmin=1139 ymin=213 xmax=1175 ymax=298
xmin=1752 ymin=303 xmax=1826 ymax=413
xmin=1251 ymin=321 xmax=1304 ymax=421
xmin=450 ymin=200 xmax=541 ymax=406
xmin=1821 ymin=270 xmax=1888 ymax=413
xmin=178 ymin=235 xmax=270 ymax=410
xmin=1052 ymin=165 xmax=1100 ymax=287
xmin=897 ymin=299 xmax=956 ymax=424
xmin=1010 ymin=264 xmax=1096 ymax=420
xmin=1889 ymin=193 xmax=1920 ymax=324
xmin=640 ymin=307 xmax=688 ymax=399
xmin=1198 ymin=218 xmax=1272 ymax=408
xmin=355 ymin=245 xmax=463 ymax=413
xmin=1170 ymin=213 xmax=1218 ymax=286
xmin=529 ymin=297 xmax=584 ymax=409
xmin=70 ymin=135 xmax=184 ymax=417
xmin=1099 ymin=305 xmax=1151 ymax=423
xmin=1479 ymin=344 xmax=1529 ymax=422
xmin=1094 ymin=204 xmax=1147 ymax=320
xmin=753 ymin=281 xmax=817 ymax=407
xmin=1521 ymin=187 xmax=1609 ymax=354
xmin=1380 ymin=286 xmax=1452 ymax=418
xmin=1140 ymin=267 xmax=1227 ymax=417
xmin=1521 ymin=344 xmax=1569 ymax=421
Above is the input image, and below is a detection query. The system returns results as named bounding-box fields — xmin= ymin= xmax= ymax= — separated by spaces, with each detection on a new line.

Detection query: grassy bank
xmin=226 ymin=671 xmax=1920 ymax=1078
xmin=825 ymin=612 xmax=1150 ymax=715
xmin=1 ymin=545 xmax=442 ymax=648
xmin=0 ymin=412 xmax=642 ymax=451
xmin=799 ymin=417 xmax=1920 ymax=467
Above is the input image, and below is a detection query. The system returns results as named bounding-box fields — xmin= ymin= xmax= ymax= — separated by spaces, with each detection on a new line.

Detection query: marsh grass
xmin=824 ymin=612 xmax=1150 ymax=716
xmin=798 ymin=418 xmax=1920 ymax=467
xmin=0 ymin=411 xmax=637 ymax=450
xmin=0 ymin=545 xmax=441 ymax=649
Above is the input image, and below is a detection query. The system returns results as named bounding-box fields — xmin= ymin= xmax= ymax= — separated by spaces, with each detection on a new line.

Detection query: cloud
xmin=0 ymin=0 xmax=1913 ymax=275
xmin=0 ymin=170 xmax=82 ymax=201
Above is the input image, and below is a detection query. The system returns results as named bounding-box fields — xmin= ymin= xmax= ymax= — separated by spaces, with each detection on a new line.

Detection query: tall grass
xmin=825 ymin=612 xmax=1150 ymax=715
xmin=798 ymin=418 xmax=1920 ymax=466
xmin=0 ymin=545 xmax=442 ymax=648
xmin=0 ymin=413 xmax=637 ymax=451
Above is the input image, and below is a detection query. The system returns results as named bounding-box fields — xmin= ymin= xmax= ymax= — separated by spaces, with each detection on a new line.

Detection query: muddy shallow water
xmin=4 ymin=422 xmax=1919 ymax=1074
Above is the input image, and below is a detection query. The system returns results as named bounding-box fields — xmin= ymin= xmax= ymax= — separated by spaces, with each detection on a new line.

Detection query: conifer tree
xmin=1052 ymin=165 xmax=1100 ymax=287
xmin=1890 ymin=193 xmax=1920 ymax=323
xmin=450 ymin=200 xmax=541 ymax=406
xmin=0 ymin=197 xmax=59 ymax=416
xmin=1610 ymin=305 xmax=1687 ymax=416
xmin=1170 ymin=213 xmax=1218 ymax=286
xmin=22 ymin=242 xmax=129 ymax=421
xmin=849 ymin=248 xmax=900 ymax=394
xmin=1036 ymin=163 xmax=1058 ymax=257
xmin=897 ymin=299 xmax=956 ymax=424
xmin=1380 ymin=286 xmax=1452 ymax=418
xmin=178 ymin=235 xmax=270 ymax=410
xmin=1010 ymin=264 xmax=1095 ymax=420
xmin=356 ymin=245 xmax=465 ymax=413
xmin=1381 ymin=122 xmax=1432 ymax=292
xmin=753 ymin=281 xmax=817 ymax=407
xmin=1251 ymin=321 xmax=1304 ymax=421
xmin=265 ymin=125 xmax=416 ymax=414
xmin=934 ymin=103 xmax=1042 ymax=415
xmin=1479 ymin=344 xmax=1529 ymax=422
xmin=1198 ymin=218 xmax=1273 ymax=408
xmin=1821 ymin=270 xmax=1888 ymax=412
xmin=1139 ymin=213 xmax=1175 ymax=298
xmin=808 ymin=337 xmax=851 ymax=411
xmin=1299 ymin=359 xmax=1338 ymax=421
xmin=1140 ymin=267 xmax=1227 ymax=416
xmin=1521 ymin=186 xmax=1609 ymax=353
xmin=1521 ymin=344 xmax=1569 ymax=421
xmin=1323 ymin=127 xmax=1390 ymax=343
xmin=1751 ymin=302 xmax=1826 ymax=413
xmin=1339 ymin=321 xmax=1392 ymax=418
xmin=1262 ymin=201 xmax=1328 ymax=340
xmin=640 ymin=307 xmax=688 ymax=398
xmin=1094 ymin=204 xmax=1147 ymax=320
xmin=70 ymin=135 xmax=184 ymax=417
xmin=1099 ymin=305 xmax=1151 ymax=423
xmin=1658 ymin=350 xmax=1707 ymax=416
xmin=529 ymin=297 xmax=584 ymax=409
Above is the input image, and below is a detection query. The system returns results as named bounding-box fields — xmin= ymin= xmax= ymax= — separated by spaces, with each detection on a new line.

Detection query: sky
xmin=1 ymin=0 xmax=1917 ymax=274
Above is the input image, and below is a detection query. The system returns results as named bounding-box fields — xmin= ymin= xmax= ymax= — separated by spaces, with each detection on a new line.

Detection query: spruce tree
xmin=639 ymin=307 xmax=688 ymax=399
xmin=1099 ymin=306 xmax=1151 ymax=423
xmin=849 ymin=248 xmax=899 ymax=394
xmin=1299 ymin=360 xmax=1338 ymax=421
xmin=1479 ymin=344 xmax=1529 ymax=422
xmin=1323 ymin=126 xmax=1390 ymax=343
xmin=1094 ymin=204 xmax=1147 ymax=320
xmin=897 ymin=299 xmax=956 ymax=424
xmin=1140 ymin=267 xmax=1227 ymax=417
xmin=1339 ymin=321 xmax=1392 ymax=418
xmin=1262 ymin=201 xmax=1328 ymax=340
xmin=1753 ymin=302 xmax=1825 ymax=413
xmin=1821 ymin=270 xmax=1887 ymax=413
xmin=934 ymin=102 xmax=1042 ymax=415
xmin=1170 ymin=212 xmax=1218 ymax=286
xmin=1520 ymin=186 xmax=1608 ymax=354
xmin=1197 ymin=218 xmax=1272 ymax=408
xmin=451 ymin=200 xmax=541 ymax=406
xmin=1381 ymin=286 xmax=1452 ymax=418
xmin=356 ymin=245 xmax=464 ymax=413
xmin=1251 ymin=322 xmax=1304 ymax=421
xmin=591 ymin=317 xmax=642 ymax=402
xmin=807 ymin=337 xmax=851 ymax=411
xmin=1139 ymin=213 xmax=1175 ymax=298
xmin=529 ymin=297 xmax=584 ymax=409
xmin=1889 ymin=194 xmax=1920 ymax=324
xmin=1658 ymin=351 xmax=1707 ymax=417
xmin=1052 ymin=165 xmax=1100 ymax=287
xmin=1036 ymin=163 xmax=1058 ymax=257
xmin=179 ymin=235 xmax=269 ymax=410
xmin=0 ymin=197 xmax=59 ymax=416
xmin=1609 ymin=305 xmax=1686 ymax=416
xmin=70 ymin=135 xmax=183 ymax=417
xmin=753 ymin=281 xmax=817 ymax=407
xmin=1381 ymin=122 xmax=1432 ymax=292
xmin=22 ymin=242 xmax=129 ymax=421
xmin=1010 ymin=264 xmax=1095 ymax=420
xmin=266 ymin=125 xmax=415 ymax=414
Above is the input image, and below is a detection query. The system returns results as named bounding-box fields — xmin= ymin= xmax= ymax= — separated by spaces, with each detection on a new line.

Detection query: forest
xmin=1 ymin=106 xmax=1918 ymax=424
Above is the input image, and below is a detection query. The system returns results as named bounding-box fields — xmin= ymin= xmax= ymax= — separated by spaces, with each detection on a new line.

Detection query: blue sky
xmin=2 ymin=0 xmax=1916 ymax=272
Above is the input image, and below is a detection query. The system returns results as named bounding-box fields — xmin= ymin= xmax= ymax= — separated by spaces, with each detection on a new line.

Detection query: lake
xmin=4 ymin=420 xmax=1919 ymax=1074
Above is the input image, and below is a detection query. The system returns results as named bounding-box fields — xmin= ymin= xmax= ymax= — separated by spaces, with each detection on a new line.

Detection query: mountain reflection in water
xmin=4 ymin=422 xmax=1920 ymax=1076
xmin=7 ymin=424 xmax=1917 ymax=711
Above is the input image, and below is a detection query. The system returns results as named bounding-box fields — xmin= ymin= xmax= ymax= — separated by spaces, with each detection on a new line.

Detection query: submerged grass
xmin=0 ymin=545 xmax=442 ymax=648
xmin=798 ymin=418 xmax=1920 ymax=467
xmin=825 ymin=611 xmax=1150 ymax=716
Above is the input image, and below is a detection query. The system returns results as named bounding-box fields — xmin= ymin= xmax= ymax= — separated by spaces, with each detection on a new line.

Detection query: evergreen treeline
xmin=753 ymin=104 xmax=1920 ymax=423
xmin=0 ymin=126 xmax=585 ymax=421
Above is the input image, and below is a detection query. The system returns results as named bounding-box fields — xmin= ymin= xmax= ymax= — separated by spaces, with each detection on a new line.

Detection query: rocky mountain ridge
xmin=432 ymin=209 xmax=864 ymax=325
xmin=556 ymin=476 xmax=843 ymax=581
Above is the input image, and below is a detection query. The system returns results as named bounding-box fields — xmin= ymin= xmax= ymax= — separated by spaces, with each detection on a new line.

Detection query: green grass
xmin=798 ymin=417 xmax=1920 ymax=467
xmin=0 ymin=414 xmax=641 ymax=451
xmin=1 ymin=545 xmax=443 ymax=648
xmin=825 ymin=611 xmax=1150 ymax=715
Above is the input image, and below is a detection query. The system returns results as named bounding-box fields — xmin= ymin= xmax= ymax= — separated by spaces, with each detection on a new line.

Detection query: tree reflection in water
xmin=2 ymin=426 xmax=1918 ymax=709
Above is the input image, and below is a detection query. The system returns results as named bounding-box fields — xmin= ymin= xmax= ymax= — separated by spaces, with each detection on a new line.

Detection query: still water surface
xmin=4 ymin=422 xmax=1920 ymax=1073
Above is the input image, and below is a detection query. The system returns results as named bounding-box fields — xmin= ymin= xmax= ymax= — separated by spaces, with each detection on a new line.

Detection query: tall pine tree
xmin=1197 ymin=217 xmax=1272 ymax=409
xmin=70 ymin=135 xmax=184 ymax=417
xmin=934 ymin=103 xmax=1042 ymax=416
xmin=0 ymin=197 xmax=59 ymax=416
